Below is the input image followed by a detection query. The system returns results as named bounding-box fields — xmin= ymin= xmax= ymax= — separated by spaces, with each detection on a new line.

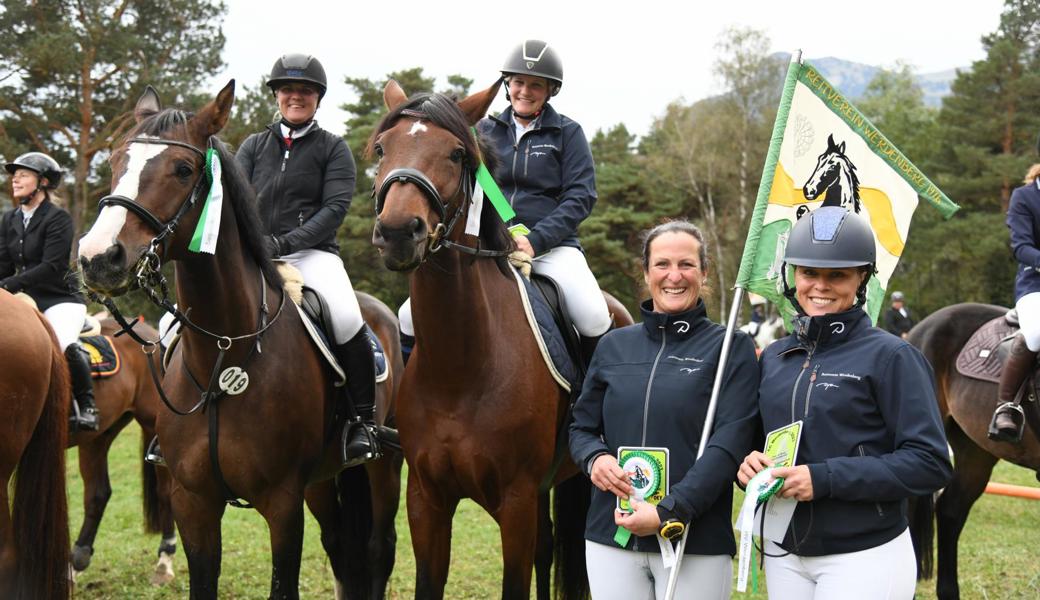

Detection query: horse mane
xmin=126 ymin=108 xmax=282 ymax=287
xmin=836 ymin=151 xmax=861 ymax=199
xmin=368 ymin=92 xmax=515 ymax=273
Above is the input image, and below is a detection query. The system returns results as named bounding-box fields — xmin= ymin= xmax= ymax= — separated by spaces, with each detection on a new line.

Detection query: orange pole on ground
xmin=984 ymin=481 xmax=1040 ymax=500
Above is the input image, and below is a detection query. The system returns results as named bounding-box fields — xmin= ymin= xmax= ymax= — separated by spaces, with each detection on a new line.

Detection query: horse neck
xmin=837 ymin=162 xmax=858 ymax=206
xmin=173 ymin=203 xmax=265 ymax=348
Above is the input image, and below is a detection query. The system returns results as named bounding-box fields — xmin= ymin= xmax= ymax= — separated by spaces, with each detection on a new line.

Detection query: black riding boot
xmin=336 ymin=328 xmax=380 ymax=468
xmin=990 ymin=334 xmax=1036 ymax=443
xmin=579 ymin=333 xmax=605 ymax=370
xmin=66 ymin=344 xmax=100 ymax=432
xmin=400 ymin=331 xmax=415 ymax=367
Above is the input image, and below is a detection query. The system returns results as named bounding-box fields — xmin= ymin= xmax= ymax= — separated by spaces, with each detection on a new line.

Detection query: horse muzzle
xmin=372 ymin=217 xmax=429 ymax=271
xmin=79 ymin=242 xmax=134 ymax=295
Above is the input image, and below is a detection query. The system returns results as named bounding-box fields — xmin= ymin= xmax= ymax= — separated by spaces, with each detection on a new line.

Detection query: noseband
xmin=373 ymin=114 xmax=511 ymax=259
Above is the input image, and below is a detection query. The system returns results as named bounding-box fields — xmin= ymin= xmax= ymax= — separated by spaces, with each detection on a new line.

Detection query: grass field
xmin=67 ymin=422 xmax=1040 ymax=599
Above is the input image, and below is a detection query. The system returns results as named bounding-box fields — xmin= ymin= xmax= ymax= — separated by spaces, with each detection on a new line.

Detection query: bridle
xmin=373 ymin=110 xmax=512 ymax=261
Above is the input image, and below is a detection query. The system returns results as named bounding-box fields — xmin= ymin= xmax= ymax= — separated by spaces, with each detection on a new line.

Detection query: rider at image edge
xmin=0 ymin=151 xmax=100 ymax=432
xmin=738 ymin=207 xmax=952 ymax=599
xmin=397 ymin=39 xmax=612 ymax=367
xmin=990 ymin=142 xmax=1040 ymax=444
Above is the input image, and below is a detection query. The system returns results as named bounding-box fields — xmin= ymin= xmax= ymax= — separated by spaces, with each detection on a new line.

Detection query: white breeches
xmin=281 ymin=249 xmax=363 ymax=344
xmin=584 ymin=540 xmax=731 ymax=600
xmin=44 ymin=302 xmax=87 ymax=351
xmin=1016 ymin=292 xmax=1040 ymax=351
xmin=398 ymin=245 xmax=610 ymax=338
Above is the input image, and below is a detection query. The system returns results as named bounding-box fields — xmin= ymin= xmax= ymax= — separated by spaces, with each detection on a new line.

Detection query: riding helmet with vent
xmin=4 ymin=152 xmax=63 ymax=189
xmin=501 ymin=40 xmax=563 ymax=96
xmin=784 ymin=206 xmax=875 ymax=269
xmin=266 ymin=54 xmax=328 ymax=100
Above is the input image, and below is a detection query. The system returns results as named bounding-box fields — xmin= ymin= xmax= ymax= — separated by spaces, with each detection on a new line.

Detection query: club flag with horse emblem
xmin=735 ymin=54 xmax=960 ymax=325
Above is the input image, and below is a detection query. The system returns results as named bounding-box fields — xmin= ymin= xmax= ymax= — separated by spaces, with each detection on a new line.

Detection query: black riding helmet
xmin=782 ymin=206 xmax=876 ymax=311
xmin=501 ymin=39 xmax=563 ymax=97
xmin=5 ymin=152 xmax=62 ymax=189
xmin=266 ymin=53 xmax=328 ymax=100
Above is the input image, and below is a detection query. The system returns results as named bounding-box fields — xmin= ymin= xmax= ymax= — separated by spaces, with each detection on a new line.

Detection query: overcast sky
xmin=212 ymin=0 xmax=1005 ymax=139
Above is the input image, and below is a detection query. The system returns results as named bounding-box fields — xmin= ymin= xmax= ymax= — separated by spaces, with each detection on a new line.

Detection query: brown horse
xmin=77 ymin=81 xmax=402 ymax=600
xmin=0 ymin=290 xmax=71 ymax=599
xmin=908 ymin=303 xmax=1040 ymax=600
xmin=371 ymin=81 xmax=633 ymax=599
xmin=68 ymin=318 xmax=178 ymax=586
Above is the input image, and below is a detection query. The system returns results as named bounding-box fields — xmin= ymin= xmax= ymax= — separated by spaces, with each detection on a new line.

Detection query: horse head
xmin=370 ymin=79 xmax=501 ymax=271
xmin=79 ymin=81 xmax=236 ymax=295
xmin=802 ymin=133 xmax=846 ymax=200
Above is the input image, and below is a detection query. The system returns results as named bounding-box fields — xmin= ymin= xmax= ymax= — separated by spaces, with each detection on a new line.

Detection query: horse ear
xmin=837 ymin=140 xmax=846 ymax=154
xmin=192 ymin=79 xmax=236 ymax=139
xmin=458 ymin=79 xmax=502 ymax=126
xmin=135 ymin=86 xmax=162 ymax=124
xmin=384 ymin=80 xmax=408 ymax=111
xmin=827 ymin=133 xmax=837 ymax=149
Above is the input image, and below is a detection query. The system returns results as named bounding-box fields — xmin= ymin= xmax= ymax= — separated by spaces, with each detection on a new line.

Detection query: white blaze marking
xmin=408 ymin=120 xmax=428 ymax=136
xmin=79 ymin=137 xmax=167 ymax=260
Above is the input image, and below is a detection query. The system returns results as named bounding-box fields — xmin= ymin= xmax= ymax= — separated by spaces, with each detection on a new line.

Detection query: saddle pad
xmin=955 ymin=315 xmax=1017 ymax=384
xmin=510 ymin=266 xmax=576 ymax=392
xmin=294 ymin=305 xmax=390 ymax=385
xmin=81 ymin=335 xmax=120 ymax=378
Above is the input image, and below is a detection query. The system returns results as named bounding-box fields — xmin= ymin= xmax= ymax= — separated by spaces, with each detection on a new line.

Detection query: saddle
xmin=79 ymin=334 xmax=120 ymax=378
xmin=955 ymin=311 xmax=1028 ymax=384
xmin=298 ymin=286 xmax=388 ymax=384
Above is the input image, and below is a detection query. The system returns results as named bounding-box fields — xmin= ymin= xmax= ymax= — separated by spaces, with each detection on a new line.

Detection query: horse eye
xmin=374 ymin=144 xmax=384 ymax=158
xmin=175 ymin=163 xmax=193 ymax=179
xmin=449 ymin=148 xmax=465 ymax=163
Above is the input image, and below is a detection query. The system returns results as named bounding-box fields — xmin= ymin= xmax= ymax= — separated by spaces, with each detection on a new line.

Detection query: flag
xmin=735 ymin=55 xmax=959 ymax=324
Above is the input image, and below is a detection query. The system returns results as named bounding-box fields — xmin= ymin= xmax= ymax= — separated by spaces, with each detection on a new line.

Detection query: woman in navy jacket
xmin=990 ymin=163 xmax=1040 ymax=442
xmin=570 ymin=220 xmax=760 ymax=599
xmin=738 ymin=207 xmax=951 ymax=599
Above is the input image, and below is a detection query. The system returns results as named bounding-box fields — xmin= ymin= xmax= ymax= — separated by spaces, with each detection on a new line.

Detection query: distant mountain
xmin=773 ymin=53 xmax=962 ymax=108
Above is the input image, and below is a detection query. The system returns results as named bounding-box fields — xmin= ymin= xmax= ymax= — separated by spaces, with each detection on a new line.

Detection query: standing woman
xmin=990 ymin=160 xmax=1040 ymax=442
xmin=737 ymin=207 xmax=952 ymax=599
xmin=0 ymin=152 xmax=99 ymax=431
xmin=398 ymin=39 xmax=611 ymax=365
xmin=236 ymin=53 xmax=377 ymax=467
xmin=569 ymin=221 xmax=760 ymax=599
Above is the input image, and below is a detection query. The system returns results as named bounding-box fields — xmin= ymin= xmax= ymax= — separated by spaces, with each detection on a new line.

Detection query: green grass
xmin=67 ymin=423 xmax=1040 ymax=598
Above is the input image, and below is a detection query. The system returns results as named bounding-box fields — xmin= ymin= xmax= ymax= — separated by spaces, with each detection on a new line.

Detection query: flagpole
xmin=662 ymin=49 xmax=803 ymax=600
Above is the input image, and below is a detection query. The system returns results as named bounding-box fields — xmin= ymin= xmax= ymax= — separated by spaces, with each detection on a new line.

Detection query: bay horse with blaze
xmin=371 ymin=80 xmax=632 ymax=599
xmin=78 ymin=81 xmax=402 ymax=600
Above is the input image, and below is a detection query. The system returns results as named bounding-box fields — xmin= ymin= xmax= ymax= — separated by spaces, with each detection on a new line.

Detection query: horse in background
xmin=78 ymin=81 xmax=401 ymax=600
xmin=371 ymin=80 xmax=633 ymax=599
xmin=68 ymin=318 xmax=178 ymax=586
xmin=802 ymin=133 xmax=862 ymax=214
xmin=0 ymin=290 xmax=71 ymax=599
xmin=907 ymin=303 xmax=1040 ymax=600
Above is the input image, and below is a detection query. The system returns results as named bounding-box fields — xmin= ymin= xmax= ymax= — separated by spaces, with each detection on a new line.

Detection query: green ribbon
xmin=613 ymin=525 xmax=631 ymax=547
xmin=475 ymin=162 xmax=515 ymax=222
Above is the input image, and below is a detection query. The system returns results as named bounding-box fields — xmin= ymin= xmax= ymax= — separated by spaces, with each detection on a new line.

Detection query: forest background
xmin=1 ymin=0 xmax=1038 ymax=325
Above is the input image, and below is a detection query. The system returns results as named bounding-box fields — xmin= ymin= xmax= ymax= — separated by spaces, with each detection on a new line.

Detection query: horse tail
xmin=908 ymin=492 xmax=936 ymax=580
xmin=552 ymin=473 xmax=591 ymax=600
xmin=141 ymin=432 xmax=162 ymax=533
xmin=12 ymin=330 xmax=71 ymax=599
xmin=336 ymin=464 xmax=374 ymax=596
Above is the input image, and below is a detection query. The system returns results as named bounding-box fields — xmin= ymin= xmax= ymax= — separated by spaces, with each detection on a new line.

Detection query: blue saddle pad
xmin=305 ymin=320 xmax=388 ymax=381
xmin=520 ymin=274 xmax=577 ymax=389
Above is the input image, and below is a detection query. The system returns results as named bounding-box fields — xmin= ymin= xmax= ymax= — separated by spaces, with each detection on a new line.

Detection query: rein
xmin=373 ymin=112 xmax=513 ymax=261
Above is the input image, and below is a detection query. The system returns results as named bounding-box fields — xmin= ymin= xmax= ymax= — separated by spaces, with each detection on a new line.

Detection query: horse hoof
xmin=71 ymin=544 xmax=93 ymax=572
xmin=150 ymin=551 xmax=175 ymax=586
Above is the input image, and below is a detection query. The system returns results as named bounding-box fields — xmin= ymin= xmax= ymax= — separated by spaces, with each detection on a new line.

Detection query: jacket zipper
xmin=298 ymin=211 xmax=305 ymax=227
xmin=858 ymin=445 xmax=885 ymax=517
xmin=641 ymin=327 xmax=668 ymax=445
xmin=803 ymin=363 xmax=820 ymax=418
xmin=523 ymin=140 xmax=530 ymax=178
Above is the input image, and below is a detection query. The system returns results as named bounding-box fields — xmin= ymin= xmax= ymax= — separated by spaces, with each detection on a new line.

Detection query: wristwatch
xmin=658 ymin=518 xmax=685 ymax=541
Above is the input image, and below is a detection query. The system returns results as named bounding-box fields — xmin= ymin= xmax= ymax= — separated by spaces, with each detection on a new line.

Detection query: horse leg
xmin=408 ymin=468 xmax=459 ymax=600
xmin=71 ymin=429 xmax=121 ymax=573
xmin=171 ymin=485 xmax=226 ymax=600
xmin=152 ymin=466 xmax=179 ymax=586
xmin=495 ymin=487 xmax=540 ymax=600
xmin=935 ymin=426 xmax=998 ymax=600
xmin=534 ymin=491 xmax=552 ymax=600
xmin=305 ymin=479 xmax=354 ymax=599
xmin=365 ymin=453 xmax=402 ymax=599
xmin=257 ymin=488 xmax=306 ymax=600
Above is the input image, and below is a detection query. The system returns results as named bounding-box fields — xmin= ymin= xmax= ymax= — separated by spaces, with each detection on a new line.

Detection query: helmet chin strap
xmin=17 ymin=184 xmax=45 ymax=206
xmin=781 ymin=262 xmax=875 ymax=316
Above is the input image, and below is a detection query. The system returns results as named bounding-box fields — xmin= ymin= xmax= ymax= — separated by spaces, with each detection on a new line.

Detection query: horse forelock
xmin=370 ymin=93 xmax=484 ymax=170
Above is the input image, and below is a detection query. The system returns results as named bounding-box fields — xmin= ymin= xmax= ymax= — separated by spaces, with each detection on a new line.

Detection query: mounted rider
xmin=0 ymin=152 xmax=100 ymax=431
xmin=236 ymin=53 xmax=378 ymax=467
xmin=991 ymin=152 xmax=1040 ymax=443
xmin=398 ymin=39 xmax=611 ymax=364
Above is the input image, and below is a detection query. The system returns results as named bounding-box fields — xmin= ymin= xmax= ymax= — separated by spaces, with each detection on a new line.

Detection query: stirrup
xmin=69 ymin=404 xmax=100 ymax=432
xmin=341 ymin=419 xmax=381 ymax=469
xmin=988 ymin=402 xmax=1025 ymax=443
xmin=145 ymin=436 xmax=166 ymax=467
